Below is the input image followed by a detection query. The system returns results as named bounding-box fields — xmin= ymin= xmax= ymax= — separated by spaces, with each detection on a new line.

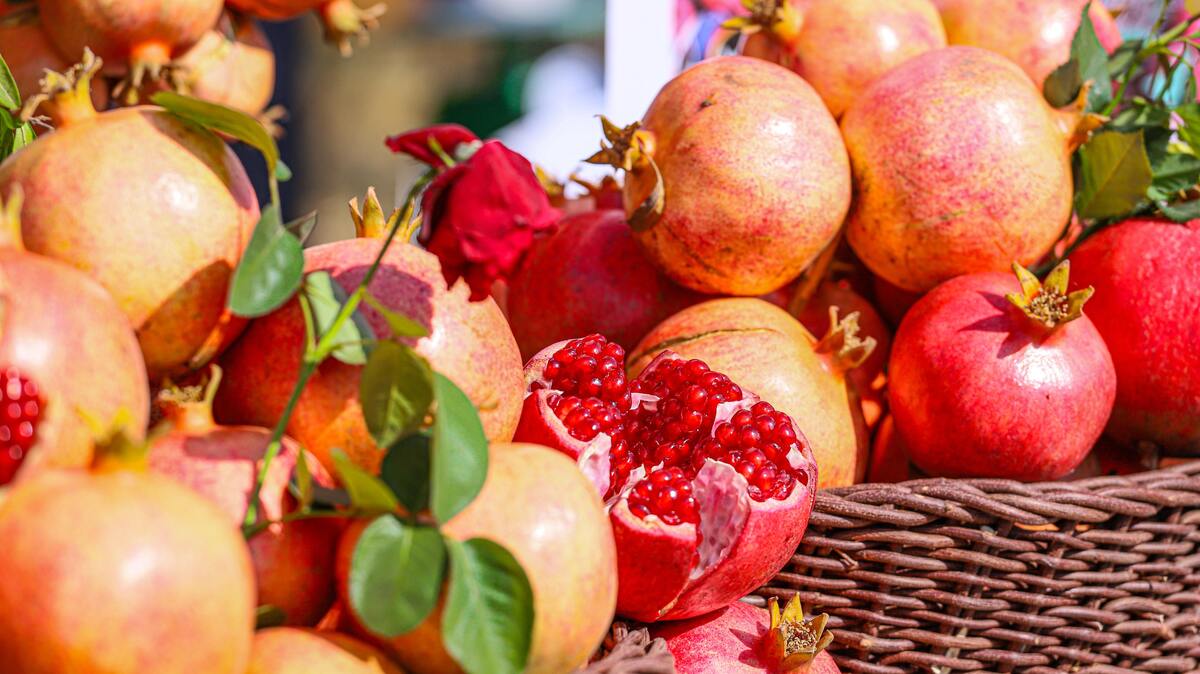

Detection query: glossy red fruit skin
xmin=653 ymin=599 xmax=842 ymax=674
xmin=889 ymin=272 xmax=1116 ymax=480
xmin=1068 ymin=219 xmax=1200 ymax=454
xmin=216 ymin=240 xmax=524 ymax=474
xmin=506 ymin=209 xmax=703 ymax=360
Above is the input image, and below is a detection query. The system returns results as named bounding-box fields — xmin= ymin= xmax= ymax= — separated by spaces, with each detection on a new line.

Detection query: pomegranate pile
xmin=0 ymin=1 xmax=1199 ymax=673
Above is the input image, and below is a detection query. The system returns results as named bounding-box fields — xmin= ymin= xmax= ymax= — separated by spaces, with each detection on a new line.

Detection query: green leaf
xmin=349 ymin=516 xmax=446 ymax=637
xmin=1106 ymin=39 xmax=1141 ymax=78
xmin=1149 ymin=152 xmax=1200 ymax=201
xmin=227 ymin=204 xmax=304 ymax=317
xmin=1044 ymin=59 xmax=1081 ymax=108
xmin=302 ymin=271 xmax=372 ymax=365
xmin=1075 ymin=130 xmax=1154 ymax=220
xmin=331 ymin=448 xmax=398 ymax=514
xmin=284 ymin=210 xmax=319 ymax=245
xmin=255 ymin=605 xmax=288 ymax=629
xmin=382 ymin=433 xmax=433 ymax=515
xmin=0 ymin=54 xmax=21 ymax=110
xmin=276 ymin=158 xmax=293 ymax=183
xmin=360 ymin=341 xmax=434 ymax=449
xmin=293 ymin=450 xmax=315 ymax=510
xmin=10 ymin=122 xmax=32 ymax=152
xmin=442 ymin=538 xmax=534 ymax=674
xmin=151 ymin=91 xmax=281 ymax=175
xmin=1070 ymin=3 xmax=1112 ymax=112
xmin=430 ymin=374 xmax=488 ymax=524
xmin=1159 ymin=199 xmax=1200 ymax=222
xmin=1176 ymin=102 xmax=1200 ymax=153
xmin=364 ymin=290 xmax=429 ymax=338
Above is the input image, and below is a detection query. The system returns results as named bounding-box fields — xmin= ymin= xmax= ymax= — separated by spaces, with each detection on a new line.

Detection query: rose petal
xmin=385 ymin=124 xmax=480 ymax=168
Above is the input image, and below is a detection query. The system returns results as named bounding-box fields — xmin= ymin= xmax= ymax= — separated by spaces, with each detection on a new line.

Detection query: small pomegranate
xmin=248 ymin=628 xmax=404 ymax=674
xmin=176 ymin=14 xmax=275 ymax=116
xmin=594 ymin=56 xmax=850 ymax=295
xmin=937 ymin=0 xmax=1122 ymax=89
xmin=226 ymin=0 xmax=384 ymax=54
xmin=653 ymin=595 xmax=841 ymax=674
xmin=1068 ymin=219 xmax=1200 ymax=454
xmin=741 ymin=0 xmax=947 ymax=118
xmin=514 ymin=333 xmax=818 ymax=621
xmin=889 ymin=263 xmax=1116 ymax=480
xmin=0 ymin=190 xmax=149 ymax=485
xmin=36 ymin=0 xmax=222 ymax=83
xmin=337 ymin=442 xmax=618 ymax=674
xmin=872 ymin=275 xmax=923 ymax=328
xmin=0 ymin=441 xmax=256 ymax=674
xmin=505 ymin=209 xmax=703 ymax=360
xmin=0 ymin=6 xmax=108 ymax=117
xmin=865 ymin=415 xmax=920 ymax=483
xmin=148 ymin=374 xmax=341 ymax=627
xmin=842 ymin=47 xmax=1080 ymax=293
xmin=216 ymin=190 xmax=524 ymax=474
xmin=630 ymin=299 xmax=871 ymax=489
xmin=0 ymin=52 xmax=258 ymax=381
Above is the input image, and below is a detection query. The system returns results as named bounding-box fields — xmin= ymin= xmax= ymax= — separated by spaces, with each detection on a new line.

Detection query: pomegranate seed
xmin=0 ymin=368 xmax=42 ymax=486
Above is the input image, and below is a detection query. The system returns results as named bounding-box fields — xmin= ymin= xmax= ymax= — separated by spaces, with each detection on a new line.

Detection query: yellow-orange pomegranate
xmin=176 ymin=14 xmax=275 ymax=116
xmin=248 ymin=628 xmax=404 ymax=674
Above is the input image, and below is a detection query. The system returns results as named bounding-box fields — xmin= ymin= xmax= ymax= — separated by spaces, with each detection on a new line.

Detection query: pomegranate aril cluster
xmin=626 ymin=359 xmax=744 ymax=471
xmin=0 ymin=368 xmax=42 ymax=486
xmin=627 ymin=466 xmax=699 ymax=526
xmin=696 ymin=401 xmax=800 ymax=502
xmin=537 ymin=334 xmax=630 ymax=407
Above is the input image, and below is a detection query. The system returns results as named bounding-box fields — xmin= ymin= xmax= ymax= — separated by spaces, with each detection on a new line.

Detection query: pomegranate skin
xmin=216 ymin=240 xmax=524 ymax=474
xmin=506 ymin=209 xmax=703 ymax=359
xmin=842 ymin=47 xmax=1074 ymax=293
xmin=873 ymin=275 xmax=923 ymax=328
xmin=1068 ymin=219 xmax=1200 ymax=454
xmin=0 ymin=468 xmax=256 ymax=674
xmin=0 ymin=16 xmax=108 ymax=114
xmin=745 ymin=0 xmax=947 ymax=118
xmin=631 ymin=299 xmax=867 ymax=489
xmin=248 ymin=628 xmax=404 ymax=674
xmin=0 ymin=106 xmax=259 ymax=381
xmin=938 ymin=0 xmax=1122 ymax=88
xmin=227 ymin=0 xmax=322 ymax=20
xmin=176 ymin=16 xmax=275 ymax=115
xmin=336 ymin=443 xmax=618 ymax=674
xmin=627 ymin=56 xmax=851 ymax=295
xmin=889 ymin=272 xmax=1117 ymax=480
xmin=0 ymin=249 xmax=149 ymax=481
xmin=36 ymin=0 xmax=223 ymax=73
xmin=653 ymin=600 xmax=842 ymax=674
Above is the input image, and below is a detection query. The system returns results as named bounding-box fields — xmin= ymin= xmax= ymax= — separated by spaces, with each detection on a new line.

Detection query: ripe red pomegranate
xmin=249 ymin=628 xmax=404 ymax=674
xmin=0 ymin=456 xmax=256 ymax=673
xmin=0 ymin=8 xmax=108 ymax=118
xmin=653 ymin=596 xmax=841 ymax=674
xmin=176 ymin=14 xmax=275 ymax=116
xmin=872 ymin=275 xmax=923 ymax=328
xmin=1068 ymin=219 xmax=1200 ymax=454
xmin=630 ymin=299 xmax=870 ymax=489
xmin=0 ymin=191 xmax=149 ymax=485
xmin=889 ymin=263 xmax=1116 ymax=480
xmin=148 ymin=378 xmax=341 ymax=627
xmin=336 ymin=443 xmax=618 ymax=674
xmin=741 ymin=0 xmax=947 ymax=118
xmin=505 ymin=209 xmax=703 ymax=360
xmin=599 ymin=55 xmax=850 ymax=295
xmin=937 ymin=0 xmax=1122 ymax=89
xmin=0 ymin=53 xmax=258 ymax=381
xmin=865 ymin=415 xmax=920 ymax=483
xmin=216 ymin=190 xmax=524 ymax=474
xmin=842 ymin=47 xmax=1077 ymax=293
xmin=514 ymin=334 xmax=818 ymax=621
xmin=36 ymin=0 xmax=222 ymax=81
xmin=226 ymin=0 xmax=383 ymax=54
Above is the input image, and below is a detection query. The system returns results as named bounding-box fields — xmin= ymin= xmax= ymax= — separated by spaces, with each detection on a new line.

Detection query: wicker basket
xmin=747 ymin=461 xmax=1200 ymax=673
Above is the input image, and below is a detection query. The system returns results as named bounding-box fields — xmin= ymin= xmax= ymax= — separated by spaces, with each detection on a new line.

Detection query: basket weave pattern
xmin=750 ymin=462 xmax=1200 ymax=673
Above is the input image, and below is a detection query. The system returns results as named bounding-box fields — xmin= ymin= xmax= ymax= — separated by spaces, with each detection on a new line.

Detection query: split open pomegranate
xmin=514 ymin=334 xmax=817 ymax=622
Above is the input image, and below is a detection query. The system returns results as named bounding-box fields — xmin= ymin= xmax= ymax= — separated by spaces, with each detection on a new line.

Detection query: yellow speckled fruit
xmin=248 ymin=629 xmax=405 ymax=674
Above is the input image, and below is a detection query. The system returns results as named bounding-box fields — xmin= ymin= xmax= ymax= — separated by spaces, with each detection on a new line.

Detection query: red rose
xmin=385 ymin=124 xmax=480 ymax=169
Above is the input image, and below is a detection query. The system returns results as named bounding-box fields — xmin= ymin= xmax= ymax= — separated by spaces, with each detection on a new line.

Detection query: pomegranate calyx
xmin=21 ymin=47 xmax=101 ymax=126
xmin=349 ymin=187 xmax=402 ymax=240
xmin=1052 ymin=81 xmax=1107 ymax=153
xmin=760 ymin=595 xmax=834 ymax=673
xmin=813 ymin=307 xmax=877 ymax=372
xmin=586 ymin=117 xmax=664 ymax=232
xmin=86 ymin=410 xmax=150 ymax=474
xmin=155 ymin=366 xmax=222 ymax=433
xmin=1006 ymin=261 xmax=1093 ymax=329
xmin=0 ymin=186 xmax=25 ymax=252
xmin=320 ymin=0 xmax=386 ymax=57
xmin=725 ymin=0 xmax=804 ymax=46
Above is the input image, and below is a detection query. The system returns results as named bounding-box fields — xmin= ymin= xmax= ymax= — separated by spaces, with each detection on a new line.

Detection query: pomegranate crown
xmin=760 ymin=595 xmax=834 ymax=672
xmin=349 ymin=187 xmax=406 ymax=240
xmin=585 ymin=117 xmax=664 ymax=231
xmin=724 ymin=0 xmax=804 ymax=44
xmin=813 ymin=306 xmax=877 ymax=371
xmin=155 ymin=366 xmax=222 ymax=432
xmin=1006 ymin=261 xmax=1094 ymax=330
xmin=21 ymin=47 xmax=102 ymax=124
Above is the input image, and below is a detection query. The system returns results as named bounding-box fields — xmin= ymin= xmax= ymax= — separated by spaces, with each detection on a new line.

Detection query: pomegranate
xmin=0 ymin=190 xmax=149 ymax=485
xmin=36 ymin=0 xmax=222 ymax=84
xmin=842 ymin=47 xmax=1079 ymax=293
xmin=0 ymin=52 xmax=258 ymax=381
xmin=176 ymin=14 xmax=275 ymax=116
xmin=937 ymin=0 xmax=1122 ymax=89
xmin=630 ymin=299 xmax=870 ymax=489
xmin=216 ymin=189 xmax=524 ymax=474
xmin=872 ymin=275 xmax=922 ymax=328
xmin=249 ymin=628 xmax=404 ymax=674
xmin=226 ymin=0 xmax=384 ymax=54
xmin=1068 ymin=219 xmax=1200 ymax=454
xmin=865 ymin=415 xmax=920 ymax=483
xmin=337 ymin=442 xmax=618 ymax=674
xmin=0 ymin=7 xmax=108 ymax=118
xmin=148 ymin=375 xmax=341 ymax=627
xmin=505 ymin=209 xmax=703 ymax=359
xmin=0 ymin=451 xmax=256 ymax=673
xmin=653 ymin=596 xmax=841 ymax=674
xmin=889 ymin=263 xmax=1116 ymax=480
xmin=741 ymin=0 xmax=947 ymax=118
xmin=514 ymin=333 xmax=818 ymax=621
xmin=594 ymin=55 xmax=850 ymax=295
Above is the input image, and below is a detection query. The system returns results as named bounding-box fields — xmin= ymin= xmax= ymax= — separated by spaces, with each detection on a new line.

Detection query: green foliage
xmin=349 ymin=516 xmax=446 ymax=637
xmin=303 ymin=271 xmax=373 ymax=365
xmin=360 ymin=341 xmax=434 ymax=448
xmin=331 ymin=448 xmax=400 ymax=515
xmin=430 ymin=374 xmax=489 ymax=524
xmin=1075 ymin=131 xmax=1153 ymax=219
xmin=442 ymin=538 xmax=535 ymax=674
xmin=227 ymin=205 xmax=304 ymax=317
